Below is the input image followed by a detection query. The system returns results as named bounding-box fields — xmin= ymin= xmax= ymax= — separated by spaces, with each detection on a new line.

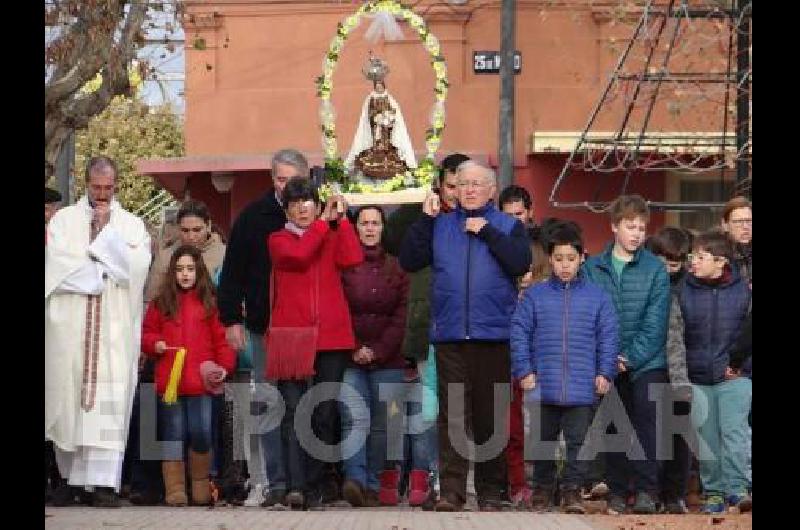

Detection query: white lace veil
xmin=345 ymin=90 xmax=417 ymax=171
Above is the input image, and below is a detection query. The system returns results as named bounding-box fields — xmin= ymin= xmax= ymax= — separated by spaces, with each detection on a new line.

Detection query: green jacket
xmin=583 ymin=243 xmax=670 ymax=381
xmin=385 ymin=204 xmax=431 ymax=360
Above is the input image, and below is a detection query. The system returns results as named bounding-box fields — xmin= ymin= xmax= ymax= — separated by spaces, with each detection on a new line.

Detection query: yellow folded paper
xmin=163 ymin=347 xmax=187 ymax=404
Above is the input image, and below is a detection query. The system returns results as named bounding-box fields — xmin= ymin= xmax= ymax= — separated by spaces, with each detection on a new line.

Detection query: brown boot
xmin=188 ymin=450 xmax=212 ymax=505
xmin=162 ymin=461 xmax=188 ymax=506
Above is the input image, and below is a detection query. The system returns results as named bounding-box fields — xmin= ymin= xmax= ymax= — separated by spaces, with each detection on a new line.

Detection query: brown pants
xmin=436 ymin=342 xmax=511 ymax=504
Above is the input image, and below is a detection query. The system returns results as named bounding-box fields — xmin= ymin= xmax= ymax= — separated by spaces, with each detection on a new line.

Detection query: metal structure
xmin=549 ymin=0 xmax=752 ymax=212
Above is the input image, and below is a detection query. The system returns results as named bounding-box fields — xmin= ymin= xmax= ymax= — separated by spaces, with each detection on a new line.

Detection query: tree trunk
xmin=44 ymin=0 xmax=148 ymax=182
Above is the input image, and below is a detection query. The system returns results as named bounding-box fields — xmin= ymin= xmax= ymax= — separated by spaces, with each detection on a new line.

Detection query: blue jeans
xmin=691 ymin=378 xmax=752 ymax=497
xmin=339 ymin=367 xmax=405 ymax=491
xmin=158 ymin=395 xmax=214 ymax=460
xmin=249 ymin=330 xmax=287 ymax=490
xmin=403 ymin=372 xmax=435 ymax=473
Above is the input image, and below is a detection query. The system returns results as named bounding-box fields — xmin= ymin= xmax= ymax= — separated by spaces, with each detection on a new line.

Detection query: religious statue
xmin=345 ymin=53 xmax=417 ymax=181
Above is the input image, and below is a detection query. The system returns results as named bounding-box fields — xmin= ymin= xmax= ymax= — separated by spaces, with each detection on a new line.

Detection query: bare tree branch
xmin=44 ymin=0 xmax=153 ymax=180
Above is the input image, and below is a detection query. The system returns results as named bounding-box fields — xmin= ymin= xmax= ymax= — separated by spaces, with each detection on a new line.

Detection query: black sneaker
xmin=608 ymin=494 xmax=627 ymax=514
xmin=260 ymin=488 xmax=287 ymax=508
xmin=285 ymin=490 xmax=304 ymax=510
xmin=304 ymin=490 xmax=324 ymax=511
xmin=663 ymin=495 xmax=689 ymax=514
xmin=50 ymin=483 xmax=76 ymax=507
xmin=561 ymin=489 xmax=586 ymax=514
xmin=319 ymin=479 xmax=340 ymax=505
xmin=222 ymin=484 xmax=247 ymax=506
xmin=632 ymin=491 xmax=657 ymax=514
xmin=91 ymin=487 xmax=121 ymax=508
xmin=530 ymin=486 xmax=552 ymax=511
xmin=478 ymin=497 xmax=513 ymax=512
xmin=129 ymin=490 xmax=161 ymax=506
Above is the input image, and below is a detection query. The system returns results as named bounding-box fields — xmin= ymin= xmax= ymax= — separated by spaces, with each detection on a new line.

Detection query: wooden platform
xmin=343 ymin=187 xmax=428 ymax=206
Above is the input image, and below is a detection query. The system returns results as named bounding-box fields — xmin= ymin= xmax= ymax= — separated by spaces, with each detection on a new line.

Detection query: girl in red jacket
xmin=267 ymin=177 xmax=363 ymax=510
xmin=142 ymin=245 xmax=236 ymax=507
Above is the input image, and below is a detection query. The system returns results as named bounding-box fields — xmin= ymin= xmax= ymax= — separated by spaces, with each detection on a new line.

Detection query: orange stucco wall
xmin=180 ymin=1 xmax=715 ymax=248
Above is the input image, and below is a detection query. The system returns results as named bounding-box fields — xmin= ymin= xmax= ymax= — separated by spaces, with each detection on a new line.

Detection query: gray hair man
xmin=216 ymin=148 xmax=308 ymax=506
xmin=400 ymin=160 xmax=532 ymax=511
xmin=45 ymin=156 xmax=152 ymax=506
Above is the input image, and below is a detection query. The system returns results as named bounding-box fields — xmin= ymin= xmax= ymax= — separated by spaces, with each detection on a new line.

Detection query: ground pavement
xmin=44 ymin=506 xmax=753 ymax=530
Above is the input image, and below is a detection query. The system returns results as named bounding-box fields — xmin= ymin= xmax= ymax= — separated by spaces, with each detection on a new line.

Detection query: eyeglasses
xmin=728 ymin=218 xmax=752 ymax=226
xmin=457 ymin=180 xmax=489 ymax=189
xmin=687 ymin=253 xmax=726 ymax=263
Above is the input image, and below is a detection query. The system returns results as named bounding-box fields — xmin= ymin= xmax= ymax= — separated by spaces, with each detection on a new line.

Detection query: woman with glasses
xmin=720 ymin=197 xmax=752 ymax=287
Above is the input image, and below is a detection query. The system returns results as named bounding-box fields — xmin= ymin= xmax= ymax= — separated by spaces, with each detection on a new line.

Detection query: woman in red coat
xmin=267 ymin=177 xmax=363 ymax=510
xmin=141 ymin=245 xmax=236 ymax=506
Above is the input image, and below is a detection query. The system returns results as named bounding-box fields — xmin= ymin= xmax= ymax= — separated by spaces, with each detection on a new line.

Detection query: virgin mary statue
xmin=345 ymin=54 xmax=417 ymax=180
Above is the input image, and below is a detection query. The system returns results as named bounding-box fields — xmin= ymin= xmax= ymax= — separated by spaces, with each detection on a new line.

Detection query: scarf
xmin=285 ymin=221 xmax=309 ymax=237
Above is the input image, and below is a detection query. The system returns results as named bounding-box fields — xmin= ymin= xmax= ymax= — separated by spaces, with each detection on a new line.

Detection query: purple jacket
xmin=342 ymin=245 xmax=409 ymax=370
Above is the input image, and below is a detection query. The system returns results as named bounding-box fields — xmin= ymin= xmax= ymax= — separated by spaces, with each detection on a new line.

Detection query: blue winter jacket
xmin=583 ymin=243 xmax=670 ymax=381
xmin=510 ymin=274 xmax=620 ymax=406
xmin=679 ymin=266 xmax=751 ymax=386
xmin=399 ymin=202 xmax=531 ymax=342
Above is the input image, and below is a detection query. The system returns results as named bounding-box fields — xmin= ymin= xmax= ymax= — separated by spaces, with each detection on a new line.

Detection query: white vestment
xmin=345 ymin=90 xmax=417 ymax=171
xmin=45 ymin=196 xmax=151 ymax=490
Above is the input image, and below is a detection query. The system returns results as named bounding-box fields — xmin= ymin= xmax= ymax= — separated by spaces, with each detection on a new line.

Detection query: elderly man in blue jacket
xmin=400 ymin=160 xmax=532 ymax=512
xmin=583 ymin=195 xmax=671 ymax=515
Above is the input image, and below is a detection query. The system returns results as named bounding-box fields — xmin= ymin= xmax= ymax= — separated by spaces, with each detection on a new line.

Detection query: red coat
xmin=142 ymin=289 xmax=236 ymax=396
xmin=341 ymin=245 xmax=409 ymax=369
xmin=268 ymin=219 xmax=364 ymax=351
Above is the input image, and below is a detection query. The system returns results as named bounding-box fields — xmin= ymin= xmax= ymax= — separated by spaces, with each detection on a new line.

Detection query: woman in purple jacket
xmin=339 ymin=205 xmax=410 ymax=507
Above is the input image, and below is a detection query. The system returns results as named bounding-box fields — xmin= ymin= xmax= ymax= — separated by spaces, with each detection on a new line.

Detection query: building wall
xmin=181 ymin=1 xmax=712 ymax=248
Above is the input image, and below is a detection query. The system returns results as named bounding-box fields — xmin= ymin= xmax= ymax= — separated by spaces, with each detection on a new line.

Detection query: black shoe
xmin=663 ymin=496 xmax=689 ymax=514
xmin=478 ymin=497 xmax=513 ymax=512
xmin=222 ymin=483 xmax=247 ymax=506
xmin=632 ymin=491 xmax=657 ymax=514
xmin=304 ymin=490 xmax=324 ymax=511
xmin=434 ymin=493 xmax=464 ymax=512
xmin=91 ymin=487 xmax=121 ymax=508
xmin=260 ymin=488 xmax=287 ymax=508
xmin=319 ymin=479 xmax=340 ymax=504
xmin=561 ymin=489 xmax=586 ymax=514
xmin=530 ymin=486 xmax=552 ymax=511
xmin=50 ymin=483 xmax=76 ymax=507
xmin=285 ymin=490 xmax=304 ymax=510
xmin=129 ymin=490 xmax=161 ymax=506
xmin=608 ymin=494 xmax=627 ymax=514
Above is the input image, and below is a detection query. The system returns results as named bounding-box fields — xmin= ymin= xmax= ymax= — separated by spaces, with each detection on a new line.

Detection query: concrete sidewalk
xmin=44 ymin=506 xmax=604 ymax=529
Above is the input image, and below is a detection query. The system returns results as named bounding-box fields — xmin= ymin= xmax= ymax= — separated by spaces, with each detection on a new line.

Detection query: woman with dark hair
xmin=338 ymin=205 xmax=412 ymax=507
xmin=145 ymin=199 xmax=226 ymax=303
xmin=267 ymin=178 xmax=363 ymax=510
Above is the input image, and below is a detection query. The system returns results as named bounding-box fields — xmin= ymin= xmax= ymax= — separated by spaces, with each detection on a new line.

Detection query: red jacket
xmin=142 ymin=290 xmax=236 ymax=396
xmin=342 ymin=245 xmax=409 ymax=369
xmin=268 ymin=219 xmax=364 ymax=351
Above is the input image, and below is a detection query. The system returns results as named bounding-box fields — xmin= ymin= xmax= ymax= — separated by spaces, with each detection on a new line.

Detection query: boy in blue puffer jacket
xmin=680 ymin=230 xmax=751 ymax=514
xmin=511 ymin=224 xmax=619 ymax=514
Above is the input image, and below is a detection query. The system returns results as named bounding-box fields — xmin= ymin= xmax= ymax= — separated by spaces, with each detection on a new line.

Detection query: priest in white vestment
xmin=45 ymin=156 xmax=151 ymax=506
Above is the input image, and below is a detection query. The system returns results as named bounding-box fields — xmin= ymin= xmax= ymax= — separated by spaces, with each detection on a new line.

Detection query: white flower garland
xmin=316 ymin=0 xmax=448 ymax=194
